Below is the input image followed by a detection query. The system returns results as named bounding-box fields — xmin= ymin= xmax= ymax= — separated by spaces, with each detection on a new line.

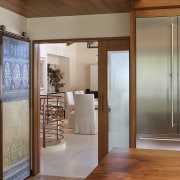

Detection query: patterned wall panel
xmin=2 ymin=36 xmax=30 ymax=180
xmin=2 ymin=36 xmax=29 ymax=102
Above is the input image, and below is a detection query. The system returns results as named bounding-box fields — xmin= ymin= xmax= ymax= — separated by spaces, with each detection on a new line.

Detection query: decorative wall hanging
xmin=48 ymin=64 xmax=65 ymax=93
xmin=2 ymin=36 xmax=29 ymax=102
xmin=0 ymin=33 xmax=30 ymax=180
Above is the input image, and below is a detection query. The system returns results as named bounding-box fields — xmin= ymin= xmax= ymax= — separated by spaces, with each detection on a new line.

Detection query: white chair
xmin=74 ymin=94 xmax=98 ymax=134
xmin=74 ymin=90 xmax=85 ymax=95
xmin=65 ymin=91 xmax=75 ymax=128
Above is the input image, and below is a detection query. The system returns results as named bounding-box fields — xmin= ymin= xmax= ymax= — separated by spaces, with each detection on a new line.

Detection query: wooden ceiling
xmin=0 ymin=0 xmax=130 ymax=18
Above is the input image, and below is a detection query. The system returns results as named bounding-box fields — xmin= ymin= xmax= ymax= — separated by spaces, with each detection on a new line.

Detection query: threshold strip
xmin=139 ymin=136 xmax=180 ymax=141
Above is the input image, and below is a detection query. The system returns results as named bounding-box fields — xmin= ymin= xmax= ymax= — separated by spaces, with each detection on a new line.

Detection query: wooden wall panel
xmin=131 ymin=0 xmax=180 ymax=9
xmin=98 ymin=38 xmax=130 ymax=162
xmin=129 ymin=11 xmax=136 ymax=148
xmin=136 ymin=8 xmax=180 ymax=18
xmin=31 ymin=43 xmax=40 ymax=175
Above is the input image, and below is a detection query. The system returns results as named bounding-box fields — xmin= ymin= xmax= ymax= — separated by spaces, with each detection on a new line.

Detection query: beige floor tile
xmin=39 ymin=119 xmax=98 ymax=179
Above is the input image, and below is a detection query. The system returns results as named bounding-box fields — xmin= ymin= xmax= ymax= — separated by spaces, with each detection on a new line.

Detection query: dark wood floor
xmin=27 ymin=175 xmax=84 ymax=180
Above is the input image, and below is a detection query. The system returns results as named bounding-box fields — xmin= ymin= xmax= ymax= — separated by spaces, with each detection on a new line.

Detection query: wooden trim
xmin=129 ymin=10 xmax=136 ymax=148
xmin=98 ymin=38 xmax=130 ymax=162
xmin=131 ymin=0 xmax=180 ymax=10
xmin=98 ymin=40 xmax=108 ymax=163
xmin=32 ymin=37 xmax=131 ymax=171
xmin=131 ymin=4 xmax=180 ymax=149
xmin=136 ymin=8 xmax=180 ymax=18
xmin=33 ymin=37 xmax=129 ymax=44
xmin=31 ymin=43 xmax=40 ymax=175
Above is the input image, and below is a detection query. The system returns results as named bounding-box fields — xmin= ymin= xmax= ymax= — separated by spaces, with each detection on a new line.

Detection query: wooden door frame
xmin=98 ymin=37 xmax=134 ymax=162
xmin=129 ymin=7 xmax=180 ymax=152
xmin=31 ymin=37 xmax=133 ymax=175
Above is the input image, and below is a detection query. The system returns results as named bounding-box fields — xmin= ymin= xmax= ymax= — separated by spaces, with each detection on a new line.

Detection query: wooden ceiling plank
xmin=0 ymin=0 xmax=130 ymax=18
xmin=61 ymin=0 xmax=90 ymax=15
xmin=0 ymin=0 xmax=29 ymax=17
xmin=76 ymin=0 xmax=105 ymax=14
xmin=89 ymin=0 xmax=115 ymax=13
xmin=44 ymin=0 xmax=78 ymax=16
xmin=25 ymin=0 xmax=61 ymax=17
xmin=117 ymin=0 xmax=130 ymax=12
xmin=103 ymin=0 xmax=130 ymax=12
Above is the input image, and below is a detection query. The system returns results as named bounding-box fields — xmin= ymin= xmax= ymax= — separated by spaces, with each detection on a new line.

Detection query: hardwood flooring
xmin=27 ymin=175 xmax=83 ymax=180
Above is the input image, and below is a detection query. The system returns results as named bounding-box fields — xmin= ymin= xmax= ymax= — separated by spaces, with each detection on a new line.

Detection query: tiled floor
xmin=33 ymin=122 xmax=180 ymax=180
xmin=39 ymin=120 xmax=98 ymax=179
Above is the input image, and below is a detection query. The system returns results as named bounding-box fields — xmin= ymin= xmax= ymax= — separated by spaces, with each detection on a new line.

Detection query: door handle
xmin=171 ymin=23 xmax=174 ymax=128
xmin=100 ymin=93 xmax=103 ymax=112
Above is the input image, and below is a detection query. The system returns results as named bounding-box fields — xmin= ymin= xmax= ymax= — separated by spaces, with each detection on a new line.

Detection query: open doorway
xmin=37 ymin=41 xmax=98 ymax=178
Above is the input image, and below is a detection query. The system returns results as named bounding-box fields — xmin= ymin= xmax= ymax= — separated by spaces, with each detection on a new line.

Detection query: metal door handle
xmin=171 ymin=23 xmax=174 ymax=128
xmin=100 ymin=93 xmax=103 ymax=112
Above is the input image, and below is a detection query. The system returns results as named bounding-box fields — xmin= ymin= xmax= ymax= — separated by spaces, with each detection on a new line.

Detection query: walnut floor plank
xmin=86 ymin=148 xmax=180 ymax=180
xmin=27 ymin=175 xmax=83 ymax=180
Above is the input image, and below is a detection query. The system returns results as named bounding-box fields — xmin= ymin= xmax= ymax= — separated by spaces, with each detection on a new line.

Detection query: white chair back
xmin=66 ymin=91 xmax=74 ymax=106
xmin=65 ymin=91 xmax=75 ymax=128
xmin=74 ymin=94 xmax=98 ymax=134
xmin=74 ymin=90 xmax=85 ymax=95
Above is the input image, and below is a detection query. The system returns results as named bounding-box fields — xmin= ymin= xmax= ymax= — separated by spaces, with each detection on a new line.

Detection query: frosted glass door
xmin=108 ymin=51 xmax=129 ymax=151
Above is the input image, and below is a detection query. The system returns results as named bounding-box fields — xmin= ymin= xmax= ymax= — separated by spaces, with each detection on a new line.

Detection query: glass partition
xmin=108 ymin=51 xmax=129 ymax=151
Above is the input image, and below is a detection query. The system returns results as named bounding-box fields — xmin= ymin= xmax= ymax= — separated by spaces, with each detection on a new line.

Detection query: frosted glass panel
xmin=108 ymin=51 xmax=129 ymax=152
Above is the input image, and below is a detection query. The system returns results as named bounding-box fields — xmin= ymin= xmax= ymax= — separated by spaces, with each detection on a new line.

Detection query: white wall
xmin=0 ymin=7 xmax=130 ymax=93
xmin=40 ymin=43 xmax=97 ymax=92
xmin=27 ymin=13 xmax=130 ymax=40
xmin=0 ymin=7 xmax=130 ymax=40
xmin=0 ymin=7 xmax=27 ymax=34
xmin=47 ymin=53 xmax=70 ymax=92
xmin=40 ymin=43 xmax=77 ymax=91
xmin=76 ymin=43 xmax=97 ymax=90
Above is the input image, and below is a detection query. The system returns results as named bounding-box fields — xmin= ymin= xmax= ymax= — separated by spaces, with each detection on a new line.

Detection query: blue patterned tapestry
xmin=2 ymin=36 xmax=30 ymax=180
xmin=2 ymin=36 xmax=29 ymax=102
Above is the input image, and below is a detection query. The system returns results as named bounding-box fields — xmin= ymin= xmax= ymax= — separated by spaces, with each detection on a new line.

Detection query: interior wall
xmin=0 ymin=7 xmax=27 ymax=34
xmin=76 ymin=43 xmax=97 ymax=91
xmin=27 ymin=13 xmax=130 ymax=40
xmin=47 ymin=53 xmax=70 ymax=92
xmin=40 ymin=43 xmax=77 ymax=91
xmin=40 ymin=43 xmax=97 ymax=92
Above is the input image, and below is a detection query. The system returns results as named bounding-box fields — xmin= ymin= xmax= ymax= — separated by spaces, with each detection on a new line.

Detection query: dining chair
xmin=74 ymin=94 xmax=98 ymax=134
xmin=74 ymin=90 xmax=85 ymax=95
xmin=65 ymin=91 xmax=75 ymax=128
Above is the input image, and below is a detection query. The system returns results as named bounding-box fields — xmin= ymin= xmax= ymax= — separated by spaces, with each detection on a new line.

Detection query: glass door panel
xmin=108 ymin=51 xmax=129 ymax=152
